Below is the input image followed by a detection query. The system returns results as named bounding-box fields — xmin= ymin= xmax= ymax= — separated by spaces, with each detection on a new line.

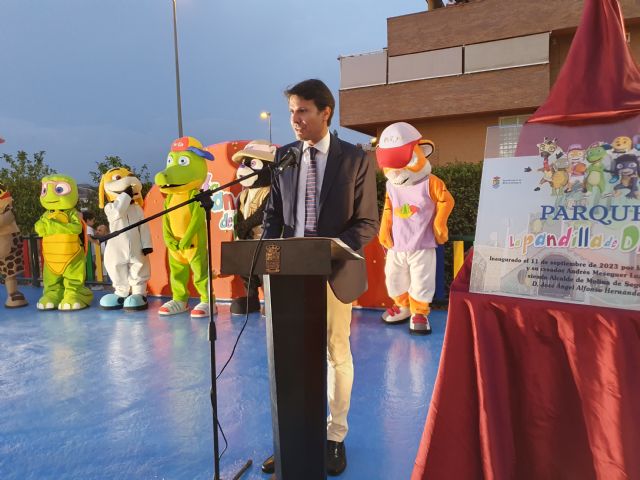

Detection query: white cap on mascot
xmin=376 ymin=122 xmax=423 ymax=169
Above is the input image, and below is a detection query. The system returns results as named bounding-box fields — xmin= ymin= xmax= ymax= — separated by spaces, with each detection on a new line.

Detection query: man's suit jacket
xmin=263 ymin=134 xmax=380 ymax=303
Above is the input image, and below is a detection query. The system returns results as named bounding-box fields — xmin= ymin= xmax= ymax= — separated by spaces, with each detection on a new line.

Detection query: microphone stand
xmin=96 ymin=156 xmax=298 ymax=480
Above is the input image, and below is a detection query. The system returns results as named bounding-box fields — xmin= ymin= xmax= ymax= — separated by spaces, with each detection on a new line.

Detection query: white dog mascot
xmin=98 ymin=167 xmax=153 ymax=311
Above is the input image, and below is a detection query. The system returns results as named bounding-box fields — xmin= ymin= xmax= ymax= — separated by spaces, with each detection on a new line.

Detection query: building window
xmin=498 ymin=115 xmax=530 ymax=157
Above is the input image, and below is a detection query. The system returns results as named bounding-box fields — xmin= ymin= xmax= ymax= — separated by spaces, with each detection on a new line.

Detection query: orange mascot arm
xmin=429 ymin=174 xmax=454 ymax=245
xmin=378 ymin=192 xmax=394 ymax=249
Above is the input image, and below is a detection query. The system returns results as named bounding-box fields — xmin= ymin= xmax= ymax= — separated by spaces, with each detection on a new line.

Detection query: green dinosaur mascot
xmin=0 ymin=182 xmax=28 ymax=308
xmin=34 ymin=174 xmax=93 ymax=310
xmin=154 ymin=136 xmax=214 ymax=318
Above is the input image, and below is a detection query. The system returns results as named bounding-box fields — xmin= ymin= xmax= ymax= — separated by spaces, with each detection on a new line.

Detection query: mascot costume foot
xmin=230 ymin=139 xmax=275 ymax=315
xmin=376 ymin=123 xmax=454 ymax=335
xmin=0 ymin=182 xmax=28 ymax=308
xmin=98 ymin=167 xmax=153 ymax=311
xmin=154 ymin=137 xmax=215 ymax=318
xmin=34 ymin=175 xmax=93 ymax=310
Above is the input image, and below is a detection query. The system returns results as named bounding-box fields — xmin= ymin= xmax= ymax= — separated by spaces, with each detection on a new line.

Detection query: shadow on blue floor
xmin=0 ymin=287 xmax=446 ymax=480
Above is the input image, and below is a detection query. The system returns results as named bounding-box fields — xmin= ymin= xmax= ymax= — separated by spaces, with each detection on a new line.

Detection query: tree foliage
xmin=431 ymin=161 xmax=483 ymax=236
xmin=88 ymin=155 xmax=152 ymax=193
xmin=0 ymin=151 xmax=57 ymax=234
xmin=432 ymin=161 xmax=483 ymax=294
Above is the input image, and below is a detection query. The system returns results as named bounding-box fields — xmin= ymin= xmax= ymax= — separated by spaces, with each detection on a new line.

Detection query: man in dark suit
xmin=261 ymin=79 xmax=379 ymax=476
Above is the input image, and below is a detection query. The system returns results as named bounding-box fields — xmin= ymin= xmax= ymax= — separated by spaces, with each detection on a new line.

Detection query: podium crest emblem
xmin=265 ymin=244 xmax=281 ymax=273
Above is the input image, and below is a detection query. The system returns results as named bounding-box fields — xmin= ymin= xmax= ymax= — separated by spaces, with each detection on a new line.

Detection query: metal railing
xmin=16 ymin=235 xmax=111 ymax=287
xmin=14 ymin=234 xmax=475 ymax=301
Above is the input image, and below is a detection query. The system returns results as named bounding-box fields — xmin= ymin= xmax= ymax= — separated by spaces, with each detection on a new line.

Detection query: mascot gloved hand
xmin=376 ymin=122 xmax=454 ymax=335
xmin=0 ymin=183 xmax=28 ymax=308
xmin=98 ymin=167 xmax=153 ymax=311
xmin=230 ymin=139 xmax=275 ymax=315
xmin=155 ymin=136 xmax=214 ymax=318
xmin=34 ymin=175 xmax=93 ymax=310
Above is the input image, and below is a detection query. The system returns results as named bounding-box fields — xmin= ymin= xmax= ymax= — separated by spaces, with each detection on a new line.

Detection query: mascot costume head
xmin=376 ymin=122 xmax=454 ymax=334
xmin=154 ymin=136 xmax=214 ymax=318
xmin=98 ymin=167 xmax=153 ymax=311
xmin=229 ymin=139 xmax=275 ymax=315
xmin=0 ymin=182 xmax=28 ymax=308
xmin=34 ymin=174 xmax=93 ymax=310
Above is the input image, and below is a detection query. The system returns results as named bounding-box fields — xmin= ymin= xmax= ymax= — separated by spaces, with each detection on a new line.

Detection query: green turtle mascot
xmin=155 ymin=136 xmax=214 ymax=318
xmin=34 ymin=174 xmax=93 ymax=310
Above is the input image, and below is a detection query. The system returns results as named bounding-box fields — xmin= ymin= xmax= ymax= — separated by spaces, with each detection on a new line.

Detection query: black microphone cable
xmin=213 ymin=144 xmax=300 ymax=461
xmin=214 ymin=226 xmax=267 ymax=462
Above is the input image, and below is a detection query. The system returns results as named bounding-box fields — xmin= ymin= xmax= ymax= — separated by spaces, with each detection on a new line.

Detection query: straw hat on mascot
xmin=0 ymin=182 xmax=28 ymax=308
xmin=154 ymin=136 xmax=214 ymax=318
xmin=98 ymin=167 xmax=153 ymax=311
xmin=376 ymin=122 xmax=454 ymax=334
xmin=230 ymin=139 xmax=275 ymax=315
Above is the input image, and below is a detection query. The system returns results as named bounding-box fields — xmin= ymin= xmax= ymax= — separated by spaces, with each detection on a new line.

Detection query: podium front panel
xmin=220 ymin=239 xmax=333 ymax=276
xmin=264 ymin=274 xmax=328 ymax=479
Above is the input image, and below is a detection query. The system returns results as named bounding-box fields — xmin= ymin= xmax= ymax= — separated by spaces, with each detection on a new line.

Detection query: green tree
xmin=0 ymin=151 xmax=57 ymax=233
xmin=432 ymin=161 xmax=483 ymax=295
xmin=88 ymin=155 xmax=152 ymax=192
xmin=85 ymin=155 xmax=153 ymax=226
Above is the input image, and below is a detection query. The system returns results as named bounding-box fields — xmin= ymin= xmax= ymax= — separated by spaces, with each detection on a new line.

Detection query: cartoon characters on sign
xmin=529 ymin=137 xmax=564 ymax=192
xmin=609 ymin=154 xmax=640 ymax=199
xmin=98 ymin=167 xmax=153 ymax=311
xmin=154 ymin=137 xmax=214 ymax=318
xmin=564 ymin=144 xmax=587 ymax=194
xmin=376 ymin=122 xmax=455 ymax=334
xmin=0 ymin=182 xmax=28 ymax=308
xmin=525 ymin=134 xmax=640 ymax=208
xmin=34 ymin=175 xmax=93 ymax=310
xmin=230 ymin=139 xmax=275 ymax=315
xmin=584 ymin=142 xmax=608 ymax=201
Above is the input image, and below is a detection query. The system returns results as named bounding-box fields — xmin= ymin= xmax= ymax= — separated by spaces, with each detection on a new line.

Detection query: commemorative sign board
xmin=471 ymin=135 xmax=640 ymax=311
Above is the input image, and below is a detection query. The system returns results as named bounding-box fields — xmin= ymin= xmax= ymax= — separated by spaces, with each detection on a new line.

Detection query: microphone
xmin=271 ymin=146 xmax=301 ymax=174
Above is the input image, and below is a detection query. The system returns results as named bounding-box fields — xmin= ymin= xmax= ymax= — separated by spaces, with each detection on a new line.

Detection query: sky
xmin=0 ymin=0 xmax=427 ymax=183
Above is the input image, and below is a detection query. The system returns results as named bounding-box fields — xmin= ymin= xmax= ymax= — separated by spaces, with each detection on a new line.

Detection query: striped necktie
xmin=304 ymin=147 xmax=318 ymax=237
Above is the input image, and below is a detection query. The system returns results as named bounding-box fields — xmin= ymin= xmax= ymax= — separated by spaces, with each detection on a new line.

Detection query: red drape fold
xmin=412 ymin=252 xmax=640 ymax=480
xmin=528 ymin=0 xmax=640 ymax=124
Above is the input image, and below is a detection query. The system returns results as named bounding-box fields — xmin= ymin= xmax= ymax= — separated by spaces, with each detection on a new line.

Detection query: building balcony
xmin=339 ymin=0 xmax=640 ymax=136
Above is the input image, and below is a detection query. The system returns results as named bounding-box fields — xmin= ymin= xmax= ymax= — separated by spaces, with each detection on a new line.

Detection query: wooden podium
xmin=220 ymin=237 xmax=361 ymax=480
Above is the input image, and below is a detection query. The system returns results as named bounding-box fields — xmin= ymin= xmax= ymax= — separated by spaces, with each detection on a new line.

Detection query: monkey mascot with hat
xmin=376 ymin=122 xmax=454 ymax=334
xmin=98 ymin=167 xmax=153 ymax=311
xmin=0 ymin=182 xmax=28 ymax=308
xmin=154 ymin=136 xmax=214 ymax=318
xmin=230 ymin=139 xmax=275 ymax=314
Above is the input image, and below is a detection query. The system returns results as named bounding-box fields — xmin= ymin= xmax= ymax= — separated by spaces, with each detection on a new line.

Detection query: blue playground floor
xmin=0 ymin=286 xmax=446 ymax=480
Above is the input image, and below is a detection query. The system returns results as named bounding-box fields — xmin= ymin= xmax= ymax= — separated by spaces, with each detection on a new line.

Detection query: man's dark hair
xmin=284 ymin=79 xmax=335 ymax=126
xmin=82 ymin=211 xmax=95 ymax=222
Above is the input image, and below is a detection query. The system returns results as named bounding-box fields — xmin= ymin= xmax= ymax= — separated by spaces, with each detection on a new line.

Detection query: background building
xmin=339 ymin=0 xmax=640 ymax=164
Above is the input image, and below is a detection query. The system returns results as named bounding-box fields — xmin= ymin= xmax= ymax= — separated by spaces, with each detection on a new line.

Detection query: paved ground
xmin=0 ymin=286 xmax=446 ymax=480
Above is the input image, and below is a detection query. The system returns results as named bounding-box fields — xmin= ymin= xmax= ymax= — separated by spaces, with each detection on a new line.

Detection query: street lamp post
xmin=171 ymin=0 xmax=184 ymax=137
xmin=260 ymin=111 xmax=272 ymax=144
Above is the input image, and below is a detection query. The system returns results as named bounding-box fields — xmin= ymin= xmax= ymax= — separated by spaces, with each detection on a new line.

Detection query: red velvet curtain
xmin=412 ymin=252 xmax=640 ymax=480
xmin=528 ymin=0 xmax=640 ymax=124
